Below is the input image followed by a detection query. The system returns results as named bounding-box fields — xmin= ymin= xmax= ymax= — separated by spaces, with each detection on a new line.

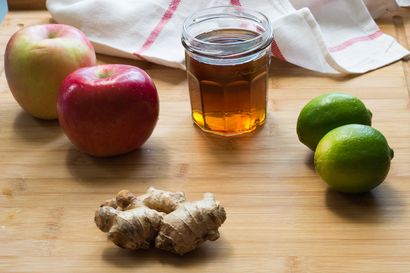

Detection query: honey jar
xmin=182 ymin=6 xmax=273 ymax=136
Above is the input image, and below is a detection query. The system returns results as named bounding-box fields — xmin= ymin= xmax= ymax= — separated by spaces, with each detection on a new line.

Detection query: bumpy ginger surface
xmin=95 ymin=187 xmax=227 ymax=255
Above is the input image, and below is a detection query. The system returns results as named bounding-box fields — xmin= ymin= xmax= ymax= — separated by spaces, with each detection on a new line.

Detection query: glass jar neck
xmin=182 ymin=6 xmax=273 ymax=59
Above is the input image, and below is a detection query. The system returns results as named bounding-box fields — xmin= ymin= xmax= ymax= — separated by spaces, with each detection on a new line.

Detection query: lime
xmin=297 ymin=93 xmax=372 ymax=150
xmin=314 ymin=124 xmax=394 ymax=193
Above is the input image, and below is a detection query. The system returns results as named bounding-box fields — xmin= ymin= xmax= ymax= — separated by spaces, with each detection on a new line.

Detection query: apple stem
xmin=48 ymin=32 xmax=58 ymax=39
xmin=98 ymin=69 xmax=114 ymax=79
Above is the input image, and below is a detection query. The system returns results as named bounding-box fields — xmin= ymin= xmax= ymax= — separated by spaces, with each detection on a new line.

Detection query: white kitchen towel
xmin=396 ymin=0 xmax=410 ymax=7
xmin=46 ymin=0 xmax=409 ymax=74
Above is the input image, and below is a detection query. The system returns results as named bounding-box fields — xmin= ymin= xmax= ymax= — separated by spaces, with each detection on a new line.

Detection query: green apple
xmin=4 ymin=24 xmax=96 ymax=119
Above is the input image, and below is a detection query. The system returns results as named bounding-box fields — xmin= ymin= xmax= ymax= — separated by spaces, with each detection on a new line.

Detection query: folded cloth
xmin=396 ymin=0 xmax=410 ymax=7
xmin=46 ymin=0 xmax=409 ymax=74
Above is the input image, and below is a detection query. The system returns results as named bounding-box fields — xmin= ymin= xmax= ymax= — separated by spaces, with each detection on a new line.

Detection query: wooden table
xmin=1 ymin=8 xmax=410 ymax=273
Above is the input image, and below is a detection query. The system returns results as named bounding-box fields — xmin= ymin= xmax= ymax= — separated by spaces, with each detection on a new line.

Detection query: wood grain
xmin=0 ymin=10 xmax=410 ymax=273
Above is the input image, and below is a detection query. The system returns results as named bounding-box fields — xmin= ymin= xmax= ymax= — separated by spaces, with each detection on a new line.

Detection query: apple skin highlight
xmin=57 ymin=64 xmax=160 ymax=157
xmin=5 ymin=24 xmax=96 ymax=119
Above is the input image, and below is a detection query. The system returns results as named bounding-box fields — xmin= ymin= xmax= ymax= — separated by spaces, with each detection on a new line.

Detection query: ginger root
xmin=95 ymin=187 xmax=226 ymax=255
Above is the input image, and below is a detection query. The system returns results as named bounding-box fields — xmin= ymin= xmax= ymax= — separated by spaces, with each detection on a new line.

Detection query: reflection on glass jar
xmin=182 ymin=6 xmax=273 ymax=136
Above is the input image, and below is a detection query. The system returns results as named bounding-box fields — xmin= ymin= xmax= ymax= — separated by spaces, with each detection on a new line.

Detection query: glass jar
xmin=182 ymin=6 xmax=273 ymax=136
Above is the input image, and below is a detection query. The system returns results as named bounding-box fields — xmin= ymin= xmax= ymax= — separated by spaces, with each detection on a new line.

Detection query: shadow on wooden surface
xmin=325 ymin=184 xmax=405 ymax=223
xmin=12 ymin=110 xmax=62 ymax=142
xmin=190 ymin=122 xmax=270 ymax=165
xmin=96 ymin=54 xmax=186 ymax=86
xmin=65 ymin=141 xmax=171 ymax=182
xmin=304 ymin=151 xmax=315 ymax=171
xmin=8 ymin=0 xmax=46 ymax=11
xmin=101 ymin=239 xmax=232 ymax=268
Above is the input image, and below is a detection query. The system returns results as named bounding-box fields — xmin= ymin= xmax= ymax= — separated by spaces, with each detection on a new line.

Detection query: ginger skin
xmin=155 ymin=193 xmax=227 ymax=255
xmin=142 ymin=187 xmax=186 ymax=213
xmin=95 ymin=194 xmax=163 ymax=250
xmin=95 ymin=187 xmax=226 ymax=255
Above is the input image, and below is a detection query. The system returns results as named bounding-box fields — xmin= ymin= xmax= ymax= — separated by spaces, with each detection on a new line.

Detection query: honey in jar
xmin=182 ymin=7 xmax=273 ymax=136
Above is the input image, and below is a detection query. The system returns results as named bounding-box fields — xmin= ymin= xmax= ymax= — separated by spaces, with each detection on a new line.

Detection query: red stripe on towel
xmin=271 ymin=39 xmax=286 ymax=61
xmin=329 ymin=30 xmax=383 ymax=53
xmin=230 ymin=0 xmax=242 ymax=6
xmin=133 ymin=0 xmax=182 ymax=56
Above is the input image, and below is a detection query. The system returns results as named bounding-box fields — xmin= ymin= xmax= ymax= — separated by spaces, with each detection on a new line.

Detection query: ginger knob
xmin=155 ymin=193 xmax=227 ymax=255
xmin=94 ymin=187 xmax=227 ymax=255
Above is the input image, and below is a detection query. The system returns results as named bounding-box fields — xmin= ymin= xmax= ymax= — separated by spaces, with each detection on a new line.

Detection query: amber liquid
xmin=186 ymin=29 xmax=269 ymax=136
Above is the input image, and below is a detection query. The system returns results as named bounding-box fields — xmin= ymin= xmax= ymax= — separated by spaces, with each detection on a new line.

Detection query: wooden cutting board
xmin=0 ymin=8 xmax=410 ymax=273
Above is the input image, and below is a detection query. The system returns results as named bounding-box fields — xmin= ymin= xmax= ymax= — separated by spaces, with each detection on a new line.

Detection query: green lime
xmin=314 ymin=124 xmax=394 ymax=193
xmin=297 ymin=93 xmax=372 ymax=151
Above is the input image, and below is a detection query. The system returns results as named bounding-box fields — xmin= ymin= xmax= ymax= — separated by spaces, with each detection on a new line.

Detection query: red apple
xmin=5 ymin=24 xmax=96 ymax=119
xmin=57 ymin=64 xmax=159 ymax=157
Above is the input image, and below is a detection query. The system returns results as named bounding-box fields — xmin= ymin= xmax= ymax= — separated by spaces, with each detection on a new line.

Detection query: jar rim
xmin=182 ymin=6 xmax=273 ymax=58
